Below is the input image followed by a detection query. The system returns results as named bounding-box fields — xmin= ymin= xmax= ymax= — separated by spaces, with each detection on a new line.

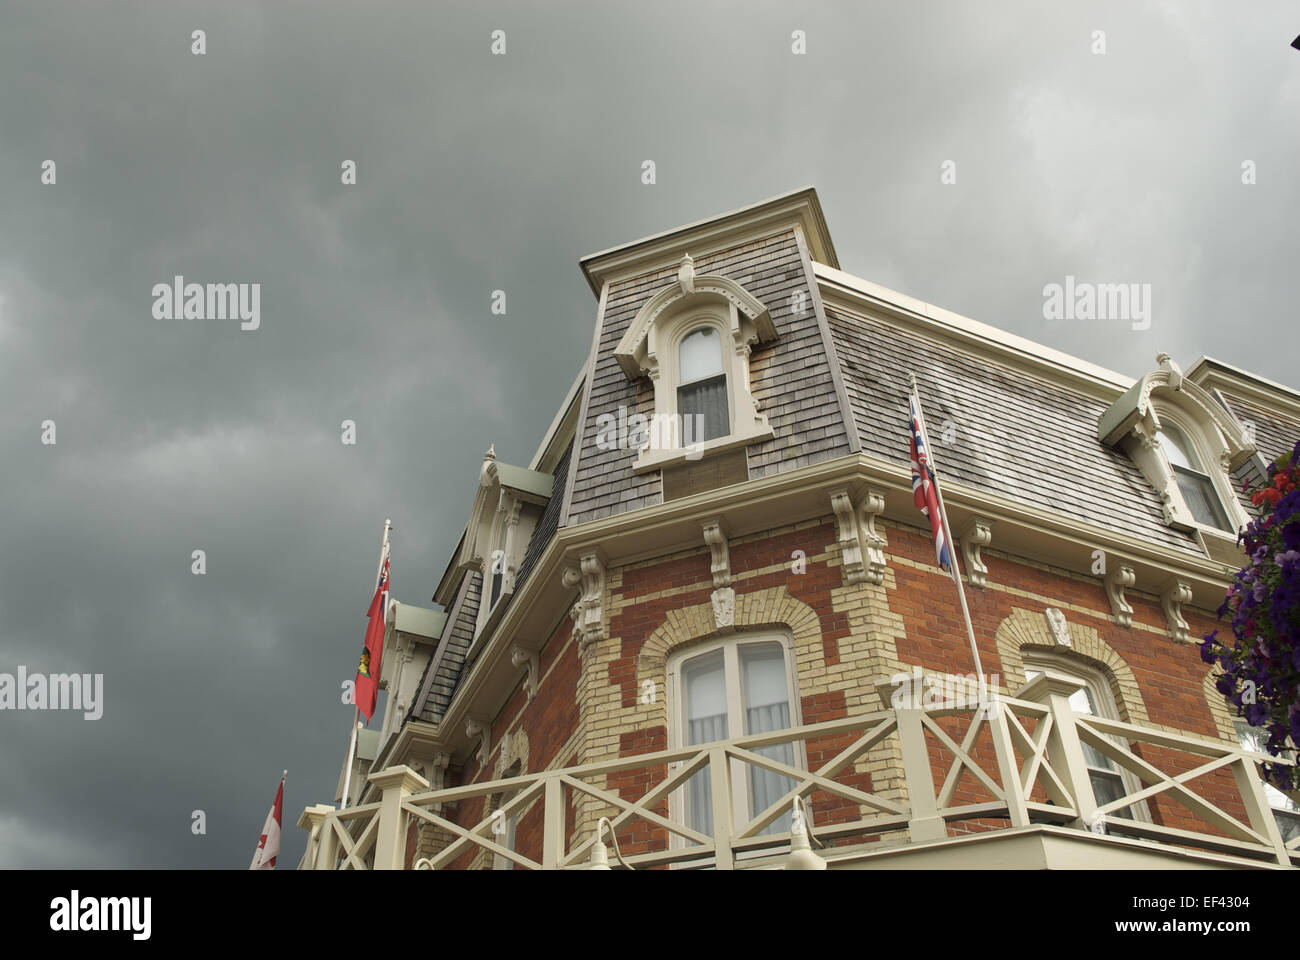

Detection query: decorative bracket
xmin=561 ymin=551 xmax=606 ymax=650
xmin=428 ymin=752 xmax=451 ymax=791
xmin=957 ymin=517 xmax=993 ymax=589
xmin=1161 ymin=580 xmax=1193 ymax=643
xmin=831 ymin=488 xmax=887 ymax=586
xmin=830 ymin=490 xmax=865 ymax=584
xmin=702 ymin=518 xmax=732 ymax=588
xmin=510 ymin=644 xmax=540 ymax=700
xmin=858 ymin=489 xmax=887 ymax=585
xmin=1106 ymin=565 xmax=1136 ymax=627
xmin=701 ymin=519 xmax=736 ymax=632
xmin=465 ymin=717 xmax=490 ymax=769
xmin=1044 ymin=608 xmax=1071 ymax=647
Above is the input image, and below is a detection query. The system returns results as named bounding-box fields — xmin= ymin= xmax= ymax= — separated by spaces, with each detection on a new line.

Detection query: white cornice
xmin=814 ymin=262 xmax=1134 ymax=401
xmin=1185 ymin=356 xmax=1300 ymax=420
xmin=579 ymin=187 xmax=838 ymax=297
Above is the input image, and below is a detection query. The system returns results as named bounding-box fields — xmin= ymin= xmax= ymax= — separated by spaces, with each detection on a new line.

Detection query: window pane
xmin=1027 ymin=668 xmax=1118 ymax=772
xmin=489 ymin=570 xmax=503 ymax=608
xmin=1157 ymin=426 xmax=1200 ymax=471
xmin=679 ymin=374 xmax=728 ymax=443
xmin=1235 ymin=722 xmax=1300 ymax=815
xmin=1275 ymin=811 xmax=1300 ymax=846
xmin=742 ymin=644 xmax=794 ymax=835
xmin=679 ymin=327 xmax=723 ymax=383
xmin=1089 ymin=770 xmax=1134 ymax=820
xmin=683 ymin=651 xmax=727 ymax=837
xmin=1174 ymin=466 xmax=1231 ymax=531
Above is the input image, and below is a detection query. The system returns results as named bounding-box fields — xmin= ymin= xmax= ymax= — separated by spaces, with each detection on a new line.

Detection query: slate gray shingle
xmin=825 ymin=301 xmax=1204 ymax=556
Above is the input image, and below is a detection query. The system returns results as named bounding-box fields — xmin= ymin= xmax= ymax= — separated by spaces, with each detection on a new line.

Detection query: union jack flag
xmin=908 ymin=393 xmax=951 ymax=571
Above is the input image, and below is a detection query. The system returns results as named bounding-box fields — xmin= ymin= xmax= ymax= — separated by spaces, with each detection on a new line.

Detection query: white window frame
xmin=1022 ymin=651 xmax=1150 ymax=824
xmin=666 ymin=632 xmax=804 ymax=854
xmin=1151 ymin=406 xmax=1248 ymax=536
xmin=612 ymin=263 xmax=777 ymax=474
xmin=491 ymin=761 xmax=523 ymax=870
xmin=670 ymin=317 xmax=732 ymax=445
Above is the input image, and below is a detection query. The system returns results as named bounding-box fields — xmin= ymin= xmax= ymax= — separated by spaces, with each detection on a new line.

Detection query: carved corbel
xmin=957 ymin=517 xmax=993 ymax=589
xmin=857 ymin=489 xmax=887 ymax=585
xmin=561 ymin=551 xmax=606 ymax=650
xmin=1106 ymin=565 xmax=1136 ymax=627
xmin=1161 ymin=580 xmax=1193 ymax=643
xmin=702 ymin=518 xmax=732 ymax=588
xmin=465 ymin=718 xmax=490 ymax=769
xmin=830 ymin=489 xmax=867 ymax=584
xmin=831 ymin=488 xmax=887 ymax=586
xmin=427 ymin=752 xmax=451 ymax=791
xmin=510 ymin=644 xmax=539 ymax=700
xmin=701 ymin=519 xmax=736 ymax=632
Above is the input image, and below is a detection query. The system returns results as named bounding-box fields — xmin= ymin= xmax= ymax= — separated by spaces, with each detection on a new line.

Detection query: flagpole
xmin=340 ymin=519 xmax=391 ymax=810
xmin=910 ymin=375 xmax=987 ymax=691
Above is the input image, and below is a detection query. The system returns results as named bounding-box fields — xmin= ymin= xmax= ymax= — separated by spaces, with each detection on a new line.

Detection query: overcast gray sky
xmin=1 ymin=1 xmax=1297 ymax=868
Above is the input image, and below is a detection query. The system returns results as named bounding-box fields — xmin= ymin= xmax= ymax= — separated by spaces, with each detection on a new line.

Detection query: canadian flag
xmin=250 ymin=771 xmax=286 ymax=870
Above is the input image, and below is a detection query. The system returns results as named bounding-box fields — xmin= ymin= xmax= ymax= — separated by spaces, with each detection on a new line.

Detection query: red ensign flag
xmin=354 ymin=554 xmax=390 ymax=724
xmin=249 ymin=772 xmax=285 ymax=870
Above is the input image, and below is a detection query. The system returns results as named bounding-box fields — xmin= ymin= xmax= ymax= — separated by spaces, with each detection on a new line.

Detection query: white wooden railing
xmin=298 ymin=671 xmax=1297 ymax=870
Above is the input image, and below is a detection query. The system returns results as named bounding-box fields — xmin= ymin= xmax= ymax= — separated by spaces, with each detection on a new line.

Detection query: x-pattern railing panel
xmin=306 ymin=698 xmax=1296 ymax=869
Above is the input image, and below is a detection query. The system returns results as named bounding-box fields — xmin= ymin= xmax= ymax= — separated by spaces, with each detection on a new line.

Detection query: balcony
xmin=297 ymin=671 xmax=1298 ymax=870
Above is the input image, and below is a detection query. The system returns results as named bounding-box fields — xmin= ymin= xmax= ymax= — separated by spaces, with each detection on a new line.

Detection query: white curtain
xmin=684 ymin=653 xmax=727 ymax=836
xmin=743 ymin=644 xmax=794 ymax=834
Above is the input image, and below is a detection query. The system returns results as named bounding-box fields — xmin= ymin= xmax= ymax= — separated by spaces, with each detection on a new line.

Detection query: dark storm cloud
xmin=1 ymin=0 xmax=1295 ymax=866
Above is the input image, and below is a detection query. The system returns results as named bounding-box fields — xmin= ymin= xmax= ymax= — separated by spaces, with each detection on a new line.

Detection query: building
xmin=298 ymin=188 xmax=1300 ymax=870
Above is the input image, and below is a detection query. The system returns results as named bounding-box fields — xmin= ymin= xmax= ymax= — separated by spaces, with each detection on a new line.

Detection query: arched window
xmin=612 ymin=256 xmax=778 ymax=472
xmin=677 ymin=326 xmax=729 ymax=443
xmin=669 ymin=634 xmax=802 ymax=841
xmin=1023 ymin=651 xmax=1148 ymax=822
xmin=1156 ymin=425 xmax=1231 ymax=531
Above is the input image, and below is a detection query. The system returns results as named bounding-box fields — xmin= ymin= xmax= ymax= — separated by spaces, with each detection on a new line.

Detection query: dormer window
xmin=613 ymin=254 xmax=778 ymax=473
xmin=677 ymin=325 xmax=729 ymax=442
xmin=1099 ymin=354 xmax=1255 ymax=538
xmin=1155 ymin=425 xmax=1231 ymax=531
xmin=453 ymin=446 xmax=553 ymax=643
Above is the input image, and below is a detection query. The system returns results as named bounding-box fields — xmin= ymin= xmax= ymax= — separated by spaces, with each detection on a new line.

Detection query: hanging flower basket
xmin=1201 ymin=441 xmax=1300 ymax=791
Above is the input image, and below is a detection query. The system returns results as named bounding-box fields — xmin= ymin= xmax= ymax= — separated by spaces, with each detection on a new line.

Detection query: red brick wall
xmin=426 ymin=513 xmax=1251 ymax=865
